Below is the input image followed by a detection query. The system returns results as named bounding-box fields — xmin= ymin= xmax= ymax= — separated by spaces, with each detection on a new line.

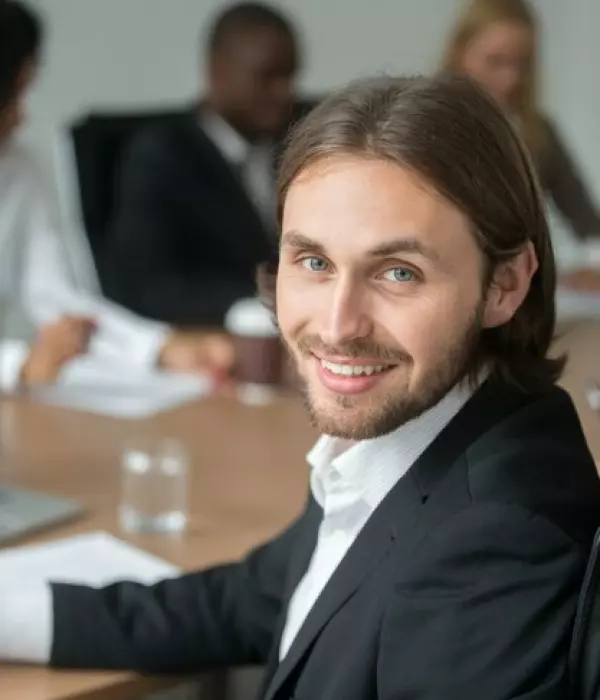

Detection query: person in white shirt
xmin=0 ymin=1 xmax=234 ymax=390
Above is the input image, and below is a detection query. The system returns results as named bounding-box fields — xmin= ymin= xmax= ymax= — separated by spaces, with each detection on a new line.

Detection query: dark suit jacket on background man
xmin=104 ymin=103 xmax=313 ymax=327
xmin=49 ymin=380 xmax=600 ymax=699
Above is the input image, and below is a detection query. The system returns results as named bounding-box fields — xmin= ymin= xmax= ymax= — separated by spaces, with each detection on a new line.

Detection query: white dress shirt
xmin=279 ymin=381 xmax=475 ymax=659
xmin=0 ymin=142 xmax=169 ymax=390
xmin=0 ymin=381 xmax=474 ymax=664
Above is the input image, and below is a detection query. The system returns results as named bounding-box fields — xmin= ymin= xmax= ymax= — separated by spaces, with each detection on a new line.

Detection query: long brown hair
xmin=442 ymin=0 xmax=546 ymax=162
xmin=263 ymin=74 xmax=563 ymax=391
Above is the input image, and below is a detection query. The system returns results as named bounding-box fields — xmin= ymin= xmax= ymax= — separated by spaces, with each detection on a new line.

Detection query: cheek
xmin=461 ymin=49 xmax=482 ymax=77
xmin=227 ymin=73 xmax=255 ymax=105
xmin=461 ymin=51 xmax=497 ymax=88
xmin=250 ymin=79 xmax=276 ymax=108
xmin=385 ymin=288 xmax=473 ymax=362
xmin=276 ymin=269 xmax=317 ymax=337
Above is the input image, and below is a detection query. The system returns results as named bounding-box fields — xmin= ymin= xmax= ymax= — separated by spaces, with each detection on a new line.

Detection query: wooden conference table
xmin=2 ymin=320 xmax=600 ymax=700
xmin=0 ymin=388 xmax=316 ymax=700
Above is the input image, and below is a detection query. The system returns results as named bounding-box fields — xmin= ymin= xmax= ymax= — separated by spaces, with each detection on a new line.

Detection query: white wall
xmin=24 ymin=0 xmax=600 ymax=200
xmin=25 ymin=0 xmax=462 ymax=165
xmin=536 ymin=0 xmax=600 ymax=198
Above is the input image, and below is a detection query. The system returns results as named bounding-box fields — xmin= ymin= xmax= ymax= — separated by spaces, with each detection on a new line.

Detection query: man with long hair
xmin=1 ymin=74 xmax=598 ymax=699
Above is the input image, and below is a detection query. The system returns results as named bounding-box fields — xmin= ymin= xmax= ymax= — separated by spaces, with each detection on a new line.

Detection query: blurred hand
xmin=560 ymin=268 xmax=600 ymax=293
xmin=20 ymin=315 xmax=96 ymax=386
xmin=158 ymin=331 xmax=235 ymax=378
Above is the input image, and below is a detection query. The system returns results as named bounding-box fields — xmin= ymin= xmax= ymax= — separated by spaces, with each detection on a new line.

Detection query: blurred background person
xmin=442 ymin=0 xmax=600 ymax=257
xmin=0 ymin=1 xmax=234 ymax=382
xmin=103 ymin=2 xmax=309 ymax=327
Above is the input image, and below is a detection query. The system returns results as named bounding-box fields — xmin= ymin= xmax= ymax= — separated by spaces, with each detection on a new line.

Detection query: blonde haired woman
xmin=443 ymin=0 xmax=600 ymax=246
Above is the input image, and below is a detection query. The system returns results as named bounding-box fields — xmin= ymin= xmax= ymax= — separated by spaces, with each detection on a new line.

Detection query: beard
xmin=289 ymin=303 xmax=484 ymax=440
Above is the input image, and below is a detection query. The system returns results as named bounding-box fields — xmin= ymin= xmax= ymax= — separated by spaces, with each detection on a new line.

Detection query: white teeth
xmin=321 ymin=360 xmax=390 ymax=377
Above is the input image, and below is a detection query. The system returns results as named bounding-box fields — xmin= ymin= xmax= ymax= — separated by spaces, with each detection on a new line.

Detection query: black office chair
xmin=66 ymin=98 xmax=318 ymax=294
xmin=570 ymin=527 xmax=600 ymax=699
xmin=67 ymin=107 xmax=185 ymax=289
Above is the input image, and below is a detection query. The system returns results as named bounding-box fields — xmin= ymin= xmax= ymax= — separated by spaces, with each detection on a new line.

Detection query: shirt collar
xmin=307 ymin=379 xmax=476 ymax=512
xmin=200 ymin=110 xmax=270 ymax=166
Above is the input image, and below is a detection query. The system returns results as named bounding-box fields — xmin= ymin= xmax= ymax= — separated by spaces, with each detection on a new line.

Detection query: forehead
xmin=222 ymin=26 xmax=296 ymax=72
xmin=281 ymin=156 xmax=477 ymax=266
xmin=468 ymin=20 xmax=533 ymax=54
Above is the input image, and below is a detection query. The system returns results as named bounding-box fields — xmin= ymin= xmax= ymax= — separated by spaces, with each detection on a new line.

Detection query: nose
xmin=319 ymin=276 xmax=372 ymax=348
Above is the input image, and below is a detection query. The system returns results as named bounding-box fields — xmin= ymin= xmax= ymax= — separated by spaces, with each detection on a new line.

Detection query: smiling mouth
xmin=318 ymin=358 xmax=396 ymax=377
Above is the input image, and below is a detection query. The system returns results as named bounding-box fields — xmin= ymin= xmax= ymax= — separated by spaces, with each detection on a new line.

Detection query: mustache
xmin=296 ymin=334 xmax=411 ymax=364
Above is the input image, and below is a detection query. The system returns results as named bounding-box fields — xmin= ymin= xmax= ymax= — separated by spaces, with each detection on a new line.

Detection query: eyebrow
xmin=280 ymin=230 xmax=440 ymax=263
xmin=280 ymin=231 xmax=325 ymax=254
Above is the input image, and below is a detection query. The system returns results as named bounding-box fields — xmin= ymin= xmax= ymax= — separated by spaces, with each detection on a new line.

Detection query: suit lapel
xmin=261 ymin=496 xmax=323 ymax=693
xmin=264 ymin=473 xmax=423 ymax=700
xmin=264 ymin=379 xmax=534 ymax=700
xmin=408 ymin=379 xmax=531 ymax=500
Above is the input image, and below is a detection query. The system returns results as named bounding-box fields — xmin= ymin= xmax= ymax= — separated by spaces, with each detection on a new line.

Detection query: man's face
xmin=277 ymin=156 xmax=488 ymax=440
xmin=211 ymin=26 xmax=297 ymax=139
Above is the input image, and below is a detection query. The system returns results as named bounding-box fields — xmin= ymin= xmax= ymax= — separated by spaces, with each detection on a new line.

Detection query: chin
xmin=306 ymin=404 xmax=400 ymax=440
xmin=302 ymin=366 xmax=453 ymax=440
xmin=302 ymin=386 xmax=400 ymax=440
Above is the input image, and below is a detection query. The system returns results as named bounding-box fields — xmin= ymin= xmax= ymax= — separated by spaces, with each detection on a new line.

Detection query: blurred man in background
xmin=104 ymin=2 xmax=310 ymax=326
xmin=0 ymin=1 xmax=234 ymax=389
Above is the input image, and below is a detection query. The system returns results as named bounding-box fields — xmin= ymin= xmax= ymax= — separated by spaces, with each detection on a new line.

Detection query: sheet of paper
xmin=28 ymin=356 xmax=212 ymax=419
xmin=0 ymin=531 xmax=179 ymax=588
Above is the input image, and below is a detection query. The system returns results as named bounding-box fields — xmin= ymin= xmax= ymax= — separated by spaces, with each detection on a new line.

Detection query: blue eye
xmin=383 ymin=267 xmax=416 ymax=282
xmin=301 ymin=257 xmax=328 ymax=272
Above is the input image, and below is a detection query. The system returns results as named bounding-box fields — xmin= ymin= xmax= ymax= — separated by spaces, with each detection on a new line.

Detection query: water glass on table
xmin=120 ymin=437 xmax=189 ymax=535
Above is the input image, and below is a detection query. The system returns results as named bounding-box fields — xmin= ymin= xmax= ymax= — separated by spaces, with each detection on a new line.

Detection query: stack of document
xmin=0 ymin=531 xmax=179 ymax=587
xmin=28 ymin=357 xmax=212 ymax=419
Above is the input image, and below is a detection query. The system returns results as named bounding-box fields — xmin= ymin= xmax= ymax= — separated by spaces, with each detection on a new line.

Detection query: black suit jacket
xmin=50 ymin=381 xmax=600 ymax=699
xmin=103 ymin=104 xmax=312 ymax=327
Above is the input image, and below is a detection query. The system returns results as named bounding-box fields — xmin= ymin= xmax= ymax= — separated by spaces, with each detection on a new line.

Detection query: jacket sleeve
xmin=50 ymin=502 xmax=312 ymax=673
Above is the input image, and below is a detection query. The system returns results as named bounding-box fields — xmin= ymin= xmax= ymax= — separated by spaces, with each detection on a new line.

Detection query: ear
xmin=483 ymin=241 xmax=538 ymax=329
